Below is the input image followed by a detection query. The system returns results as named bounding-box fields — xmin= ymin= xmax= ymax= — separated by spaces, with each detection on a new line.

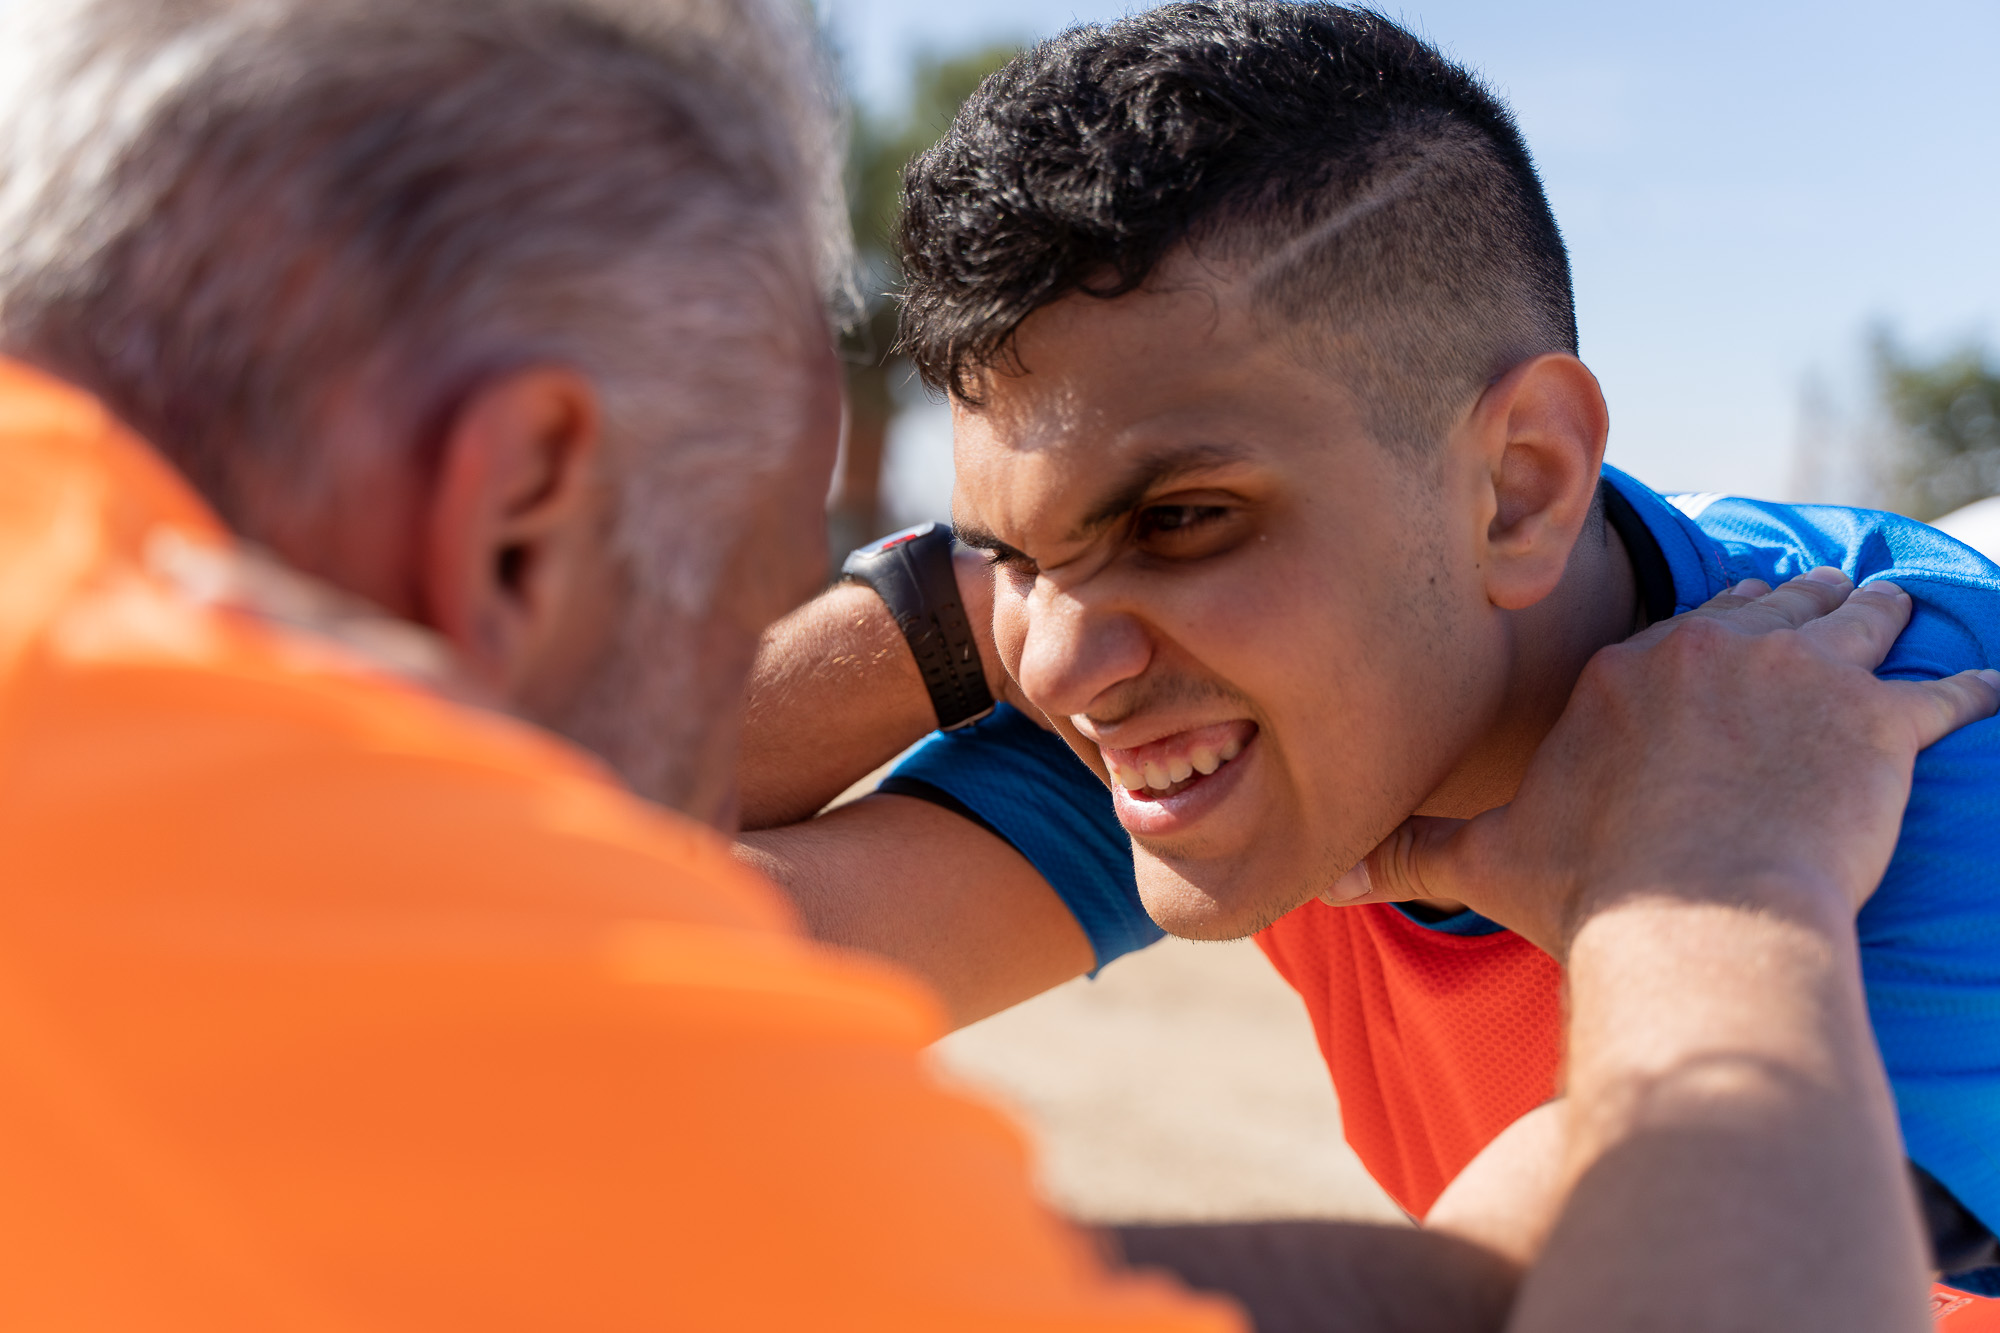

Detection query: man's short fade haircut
xmin=896 ymin=1 xmax=1577 ymax=455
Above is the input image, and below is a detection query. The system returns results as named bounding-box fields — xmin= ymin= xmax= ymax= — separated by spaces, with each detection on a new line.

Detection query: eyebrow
xmin=953 ymin=440 xmax=1255 ymax=562
xmin=1067 ymin=441 xmax=1254 ymax=541
xmin=952 ymin=521 xmax=1023 ymax=561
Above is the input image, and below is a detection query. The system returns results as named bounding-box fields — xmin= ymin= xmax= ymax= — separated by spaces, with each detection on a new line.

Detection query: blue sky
xmin=818 ymin=0 xmax=2000 ymax=511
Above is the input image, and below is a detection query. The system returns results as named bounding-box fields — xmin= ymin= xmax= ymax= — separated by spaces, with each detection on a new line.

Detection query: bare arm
xmin=1107 ymin=906 xmax=1921 ymax=1333
xmin=1110 ymin=1222 xmax=1514 ymax=1333
xmin=1515 ymin=890 xmax=1922 ymax=1331
xmin=736 ymin=794 xmax=1093 ymax=1028
xmin=738 ymin=548 xmax=1020 ymax=831
xmin=1344 ymin=572 xmax=2000 ymax=1333
xmin=1271 ymin=894 xmax=1920 ymax=1333
xmin=736 ymin=579 xmax=939 ymax=830
xmin=734 ymin=545 xmax=1094 ymax=1026
xmin=1430 ymin=877 xmax=1931 ymax=1332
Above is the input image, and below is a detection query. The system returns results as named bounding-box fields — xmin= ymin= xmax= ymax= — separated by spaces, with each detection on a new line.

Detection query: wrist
xmin=1556 ymin=868 xmax=1853 ymax=965
xmin=1564 ymin=897 xmax=1865 ymax=1098
xmin=841 ymin=523 xmax=995 ymax=732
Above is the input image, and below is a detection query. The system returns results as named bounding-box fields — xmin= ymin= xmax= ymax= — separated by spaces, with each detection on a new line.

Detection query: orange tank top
xmin=1256 ymin=900 xmax=1563 ymax=1217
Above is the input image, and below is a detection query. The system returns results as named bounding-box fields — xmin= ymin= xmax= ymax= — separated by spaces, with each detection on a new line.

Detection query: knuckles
xmin=1573 ymin=613 xmax=1901 ymax=752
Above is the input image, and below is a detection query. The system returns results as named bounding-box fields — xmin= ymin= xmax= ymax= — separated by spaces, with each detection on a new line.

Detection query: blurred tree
xmin=1874 ymin=329 xmax=2000 ymax=521
xmin=826 ymin=43 xmax=1017 ymax=565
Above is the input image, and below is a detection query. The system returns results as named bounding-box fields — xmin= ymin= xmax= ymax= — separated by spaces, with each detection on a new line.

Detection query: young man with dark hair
xmin=736 ymin=0 xmax=2000 ymax=1307
xmin=7 ymin=0 xmax=1997 ymax=1327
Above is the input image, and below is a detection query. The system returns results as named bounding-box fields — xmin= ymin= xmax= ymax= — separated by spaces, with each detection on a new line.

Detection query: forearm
xmin=738 ymin=549 xmax=1012 ymax=831
xmin=1512 ymin=893 xmax=1928 ymax=1333
xmin=735 ymin=794 xmax=1094 ymax=1027
xmin=1424 ymin=1099 xmax=1569 ymax=1270
xmin=1110 ymin=1221 xmax=1513 ymax=1333
xmin=736 ymin=582 xmax=936 ymax=829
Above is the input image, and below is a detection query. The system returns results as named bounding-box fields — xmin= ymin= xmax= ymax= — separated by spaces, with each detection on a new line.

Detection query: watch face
xmin=861 ymin=521 xmax=939 ymax=557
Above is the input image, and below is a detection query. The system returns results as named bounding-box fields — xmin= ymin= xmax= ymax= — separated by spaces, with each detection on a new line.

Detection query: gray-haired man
xmin=0 ymin=1 xmax=1989 ymax=1330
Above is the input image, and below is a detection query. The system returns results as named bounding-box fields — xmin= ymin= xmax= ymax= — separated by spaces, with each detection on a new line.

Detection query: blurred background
xmin=815 ymin=0 xmax=2000 ymax=559
xmin=810 ymin=0 xmax=2000 ymax=1228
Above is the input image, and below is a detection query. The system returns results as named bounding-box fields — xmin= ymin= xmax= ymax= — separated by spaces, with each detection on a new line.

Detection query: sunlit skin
xmin=952 ymin=250 xmax=1638 ymax=939
xmin=241 ymin=337 xmax=842 ymax=830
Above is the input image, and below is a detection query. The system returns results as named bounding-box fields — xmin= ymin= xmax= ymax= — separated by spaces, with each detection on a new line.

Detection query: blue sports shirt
xmin=888 ymin=465 xmax=2000 ymax=1290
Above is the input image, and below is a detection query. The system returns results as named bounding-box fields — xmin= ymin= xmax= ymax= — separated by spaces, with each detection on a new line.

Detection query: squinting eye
xmin=984 ymin=549 xmax=1038 ymax=579
xmin=1137 ymin=504 xmax=1226 ymax=538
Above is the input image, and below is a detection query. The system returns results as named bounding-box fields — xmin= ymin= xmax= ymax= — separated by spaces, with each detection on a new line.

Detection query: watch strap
xmin=841 ymin=522 xmax=996 ymax=731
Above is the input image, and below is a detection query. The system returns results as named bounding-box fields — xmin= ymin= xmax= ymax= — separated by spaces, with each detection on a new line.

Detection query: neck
xmin=1417 ymin=513 xmax=1643 ymax=822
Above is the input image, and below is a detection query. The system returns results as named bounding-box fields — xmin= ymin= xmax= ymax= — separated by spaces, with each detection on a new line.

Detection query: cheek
xmin=1283 ymin=546 xmax=1499 ymax=811
xmin=1150 ymin=526 xmax=1461 ymax=785
xmin=1141 ymin=542 xmax=1339 ymax=702
xmin=991 ymin=577 xmax=1032 ymax=673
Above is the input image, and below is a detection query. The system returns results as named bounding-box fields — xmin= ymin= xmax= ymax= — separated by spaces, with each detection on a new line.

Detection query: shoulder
xmin=10 ymin=575 xmax=796 ymax=940
xmin=2 ymin=355 xmax=799 ymax=956
xmin=1681 ymin=495 xmax=2000 ymax=677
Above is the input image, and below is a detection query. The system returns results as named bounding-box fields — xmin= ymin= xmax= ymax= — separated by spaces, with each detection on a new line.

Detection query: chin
xmin=1135 ymin=858 xmax=1311 ymax=942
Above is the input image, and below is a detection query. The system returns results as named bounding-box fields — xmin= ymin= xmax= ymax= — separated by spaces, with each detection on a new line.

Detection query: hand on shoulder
xmin=1329 ymin=569 xmax=2000 ymax=955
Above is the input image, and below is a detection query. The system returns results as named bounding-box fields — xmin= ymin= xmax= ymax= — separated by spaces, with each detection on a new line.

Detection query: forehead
xmin=950 ymin=263 xmax=1371 ymax=538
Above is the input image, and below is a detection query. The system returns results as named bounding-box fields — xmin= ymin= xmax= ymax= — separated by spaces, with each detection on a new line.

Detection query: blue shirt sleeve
xmin=884 ymin=704 xmax=1163 ymax=969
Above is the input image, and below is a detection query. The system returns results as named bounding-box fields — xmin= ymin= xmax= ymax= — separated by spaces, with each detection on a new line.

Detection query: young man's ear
xmin=1463 ymin=353 xmax=1609 ymax=611
xmin=421 ymin=366 xmax=614 ymax=699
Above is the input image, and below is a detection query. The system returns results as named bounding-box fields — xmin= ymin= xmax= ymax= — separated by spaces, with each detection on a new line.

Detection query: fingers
xmin=1318 ymin=861 xmax=1372 ymax=904
xmin=1625 ymin=574 xmax=1782 ymax=648
xmin=1680 ymin=567 xmax=1857 ymax=628
xmin=1655 ymin=571 xmax=1915 ymax=674
xmin=1793 ymin=580 xmax=1915 ymax=671
xmin=1884 ymin=669 xmax=2000 ymax=751
xmin=1737 ymin=565 xmax=1854 ymax=630
xmin=1319 ymin=815 xmax=1469 ymax=908
xmin=1639 ymin=577 xmax=1766 ymax=638
xmin=1699 ymin=571 xmax=1915 ymax=673
xmin=1333 ymin=811 xmax=1572 ymax=952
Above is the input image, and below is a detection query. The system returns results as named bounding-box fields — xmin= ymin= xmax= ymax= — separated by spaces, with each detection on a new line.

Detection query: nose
xmin=1010 ymin=575 xmax=1153 ymax=722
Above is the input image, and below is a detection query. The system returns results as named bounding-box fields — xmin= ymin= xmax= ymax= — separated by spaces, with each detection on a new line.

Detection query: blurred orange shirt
xmin=0 ymin=358 xmax=1242 ymax=1333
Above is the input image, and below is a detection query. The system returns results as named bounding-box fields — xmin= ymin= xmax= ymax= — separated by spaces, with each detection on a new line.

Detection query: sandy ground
xmin=928 ymin=934 xmax=1406 ymax=1227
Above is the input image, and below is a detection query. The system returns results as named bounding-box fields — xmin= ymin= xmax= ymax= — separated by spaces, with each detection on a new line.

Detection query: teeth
xmin=1107 ymin=733 xmax=1249 ymax=794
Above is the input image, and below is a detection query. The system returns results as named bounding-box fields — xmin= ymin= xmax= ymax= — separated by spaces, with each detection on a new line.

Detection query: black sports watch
xmin=841 ymin=521 xmax=996 ymax=732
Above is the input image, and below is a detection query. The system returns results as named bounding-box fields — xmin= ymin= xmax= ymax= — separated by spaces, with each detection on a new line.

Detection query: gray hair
xmin=0 ymin=0 xmax=851 ymax=528
xmin=0 ymin=0 xmax=853 ymax=809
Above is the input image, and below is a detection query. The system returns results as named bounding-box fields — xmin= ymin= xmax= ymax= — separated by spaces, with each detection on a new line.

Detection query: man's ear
xmin=421 ymin=366 xmax=610 ymax=697
xmin=1464 ymin=353 xmax=1609 ymax=611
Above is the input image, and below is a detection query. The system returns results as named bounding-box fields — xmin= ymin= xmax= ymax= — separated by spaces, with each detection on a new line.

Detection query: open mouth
xmin=1099 ymin=720 xmax=1258 ymax=801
